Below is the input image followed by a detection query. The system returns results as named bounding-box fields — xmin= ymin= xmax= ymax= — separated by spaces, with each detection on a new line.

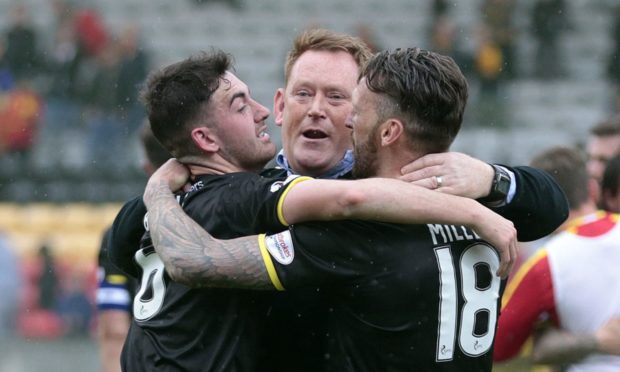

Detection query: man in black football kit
xmin=144 ymin=47 xmax=524 ymax=371
xmin=110 ymin=47 xmax=522 ymax=371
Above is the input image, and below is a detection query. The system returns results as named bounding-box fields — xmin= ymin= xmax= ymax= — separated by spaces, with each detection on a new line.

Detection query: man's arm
xmin=148 ymin=159 xmax=517 ymax=277
xmin=107 ymin=197 xmax=147 ymax=277
xmin=532 ymin=317 xmax=620 ymax=365
xmin=96 ymin=229 xmax=132 ymax=372
xmin=398 ymin=152 xmax=569 ymax=241
xmin=144 ymin=180 xmax=271 ymax=289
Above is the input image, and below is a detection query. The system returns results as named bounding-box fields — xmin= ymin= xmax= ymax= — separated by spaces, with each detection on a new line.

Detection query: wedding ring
xmin=435 ymin=176 xmax=443 ymax=188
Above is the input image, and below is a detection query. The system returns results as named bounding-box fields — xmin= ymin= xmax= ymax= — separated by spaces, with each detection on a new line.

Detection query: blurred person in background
xmin=37 ymin=243 xmax=58 ymax=311
xmin=3 ymin=4 xmax=41 ymax=83
xmin=606 ymin=4 xmax=620 ymax=112
xmin=96 ymin=121 xmax=171 ymax=372
xmin=84 ymin=40 xmax=123 ymax=167
xmin=586 ymin=114 xmax=620 ymax=205
xmin=531 ymin=0 xmax=569 ymax=79
xmin=0 ymin=231 xmax=20 ymax=338
xmin=428 ymin=15 xmax=473 ymax=77
xmin=494 ymin=146 xmax=620 ymax=370
xmin=116 ymin=23 xmax=149 ymax=137
xmin=600 ymin=154 xmax=620 ymax=213
xmin=480 ymin=0 xmax=517 ymax=79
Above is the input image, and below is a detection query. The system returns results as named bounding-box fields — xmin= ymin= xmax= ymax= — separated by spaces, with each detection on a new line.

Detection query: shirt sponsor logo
xmin=265 ymin=231 xmax=295 ymax=265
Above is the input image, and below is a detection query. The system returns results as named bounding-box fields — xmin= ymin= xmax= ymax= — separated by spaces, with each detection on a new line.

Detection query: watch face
xmin=496 ymin=172 xmax=511 ymax=195
xmin=497 ymin=177 xmax=511 ymax=194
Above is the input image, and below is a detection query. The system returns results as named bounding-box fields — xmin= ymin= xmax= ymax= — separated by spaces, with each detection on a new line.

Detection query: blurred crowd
xmin=0 ymin=1 xmax=149 ymax=170
xmin=2 ymin=0 xmax=620 ymax=202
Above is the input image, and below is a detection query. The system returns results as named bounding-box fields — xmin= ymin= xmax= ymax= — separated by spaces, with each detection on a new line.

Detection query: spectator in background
xmin=429 ymin=15 xmax=473 ymax=76
xmin=116 ymin=24 xmax=149 ymax=136
xmin=37 ymin=243 xmax=58 ymax=310
xmin=3 ymin=4 xmax=41 ymax=83
xmin=73 ymin=6 xmax=108 ymax=59
xmin=494 ymin=146 xmax=620 ymax=370
xmin=600 ymin=154 xmax=620 ymax=213
xmin=96 ymin=121 xmax=171 ymax=372
xmin=0 ymin=231 xmax=20 ymax=338
xmin=84 ymin=40 xmax=123 ymax=168
xmin=473 ymin=23 xmax=507 ymax=127
xmin=0 ymin=40 xmax=14 ymax=91
xmin=607 ymin=4 xmax=620 ymax=112
xmin=43 ymin=9 xmax=82 ymax=130
xmin=0 ymin=87 xmax=42 ymax=159
xmin=531 ymin=0 xmax=569 ymax=79
xmin=481 ymin=0 xmax=517 ymax=79
xmin=55 ymin=269 xmax=93 ymax=337
xmin=586 ymin=114 xmax=620 ymax=201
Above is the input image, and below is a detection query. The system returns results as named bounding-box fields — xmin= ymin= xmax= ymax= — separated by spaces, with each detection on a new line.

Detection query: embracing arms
xmin=144 ymin=159 xmax=518 ymax=282
xmin=399 ymin=152 xmax=569 ymax=241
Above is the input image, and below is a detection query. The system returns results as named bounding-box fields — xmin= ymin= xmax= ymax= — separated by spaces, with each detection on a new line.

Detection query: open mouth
xmin=257 ymin=125 xmax=268 ymax=138
xmin=302 ymin=129 xmax=328 ymax=139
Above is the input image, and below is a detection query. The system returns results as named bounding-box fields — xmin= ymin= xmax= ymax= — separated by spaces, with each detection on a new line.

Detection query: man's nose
xmin=307 ymin=94 xmax=327 ymax=119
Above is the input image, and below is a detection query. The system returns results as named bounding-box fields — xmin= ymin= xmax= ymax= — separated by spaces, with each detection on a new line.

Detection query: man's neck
xmin=374 ymin=147 xmax=420 ymax=179
xmin=179 ymin=155 xmax=245 ymax=177
xmin=560 ymin=201 xmax=599 ymax=231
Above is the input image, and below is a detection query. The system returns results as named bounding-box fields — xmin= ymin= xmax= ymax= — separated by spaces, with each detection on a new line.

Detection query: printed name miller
xmin=426 ymin=224 xmax=481 ymax=245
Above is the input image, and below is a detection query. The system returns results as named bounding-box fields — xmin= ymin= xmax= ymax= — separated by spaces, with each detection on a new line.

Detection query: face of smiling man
xmin=273 ymin=50 xmax=360 ymax=177
xmin=208 ymin=71 xmax=276 ymax=172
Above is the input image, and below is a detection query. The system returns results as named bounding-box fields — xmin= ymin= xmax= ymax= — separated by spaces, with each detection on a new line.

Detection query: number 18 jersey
xmin=259 ymin=220 xmax=507 ymax=372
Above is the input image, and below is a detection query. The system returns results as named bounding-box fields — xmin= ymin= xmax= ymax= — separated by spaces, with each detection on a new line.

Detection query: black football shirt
xmin=113 ymin=172 xmax=309 ymax=372
xmin=260 ymin=220 xmax=507 ymax=372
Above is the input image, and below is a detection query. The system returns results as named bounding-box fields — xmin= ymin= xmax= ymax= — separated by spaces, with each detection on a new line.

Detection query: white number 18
xmin=435 ymin=244 xmax=501 ymax=361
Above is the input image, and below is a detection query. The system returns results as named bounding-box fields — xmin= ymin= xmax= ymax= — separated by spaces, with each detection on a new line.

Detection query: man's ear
xmin=380 ymin=119 xmax=404 ymax=147
xmin=273 ymin=88 xmax=285 ymax=127
xmin=191 ymin=127 xmax=219 ymax=153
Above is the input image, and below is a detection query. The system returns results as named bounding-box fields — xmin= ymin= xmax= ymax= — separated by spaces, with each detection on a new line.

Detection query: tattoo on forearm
xmin=145 ymin=182 xmax=272 ymax=290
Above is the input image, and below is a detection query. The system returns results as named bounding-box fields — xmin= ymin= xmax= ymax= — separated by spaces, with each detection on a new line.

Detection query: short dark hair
xmin=530 ymin=146 xmax=589 ymax=210
xmin=590 ymin=113 xmax=620 ymax=137
xmin=140 ymin=50 xmax=232 ymax=158
xmin=360 ymin=47 xmax=468 ymax=153
xmin=602 ymin=154 xmax=620 ymax=199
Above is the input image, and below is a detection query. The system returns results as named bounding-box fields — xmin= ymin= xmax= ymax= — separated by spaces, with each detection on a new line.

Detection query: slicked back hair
xmin=283 ymin=28 xmax=373 ymax=85
xmin=360 ymin=47 xmax=468 ymax=154
xmin=140 ymin=50 xmax=232 ymax=158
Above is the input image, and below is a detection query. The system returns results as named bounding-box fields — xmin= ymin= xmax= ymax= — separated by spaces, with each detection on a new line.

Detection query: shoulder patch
xmin=265 ymin=231 xmax=295 ymax=265
xmin=270 ymin=175 xmax=301 ymax=193
xmin=143 ymin=212 xmax=149 ymax=232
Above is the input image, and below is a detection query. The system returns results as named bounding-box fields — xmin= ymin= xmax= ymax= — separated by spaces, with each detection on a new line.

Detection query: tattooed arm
xmin=144 ymin=179 xmax=273 ymax=289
